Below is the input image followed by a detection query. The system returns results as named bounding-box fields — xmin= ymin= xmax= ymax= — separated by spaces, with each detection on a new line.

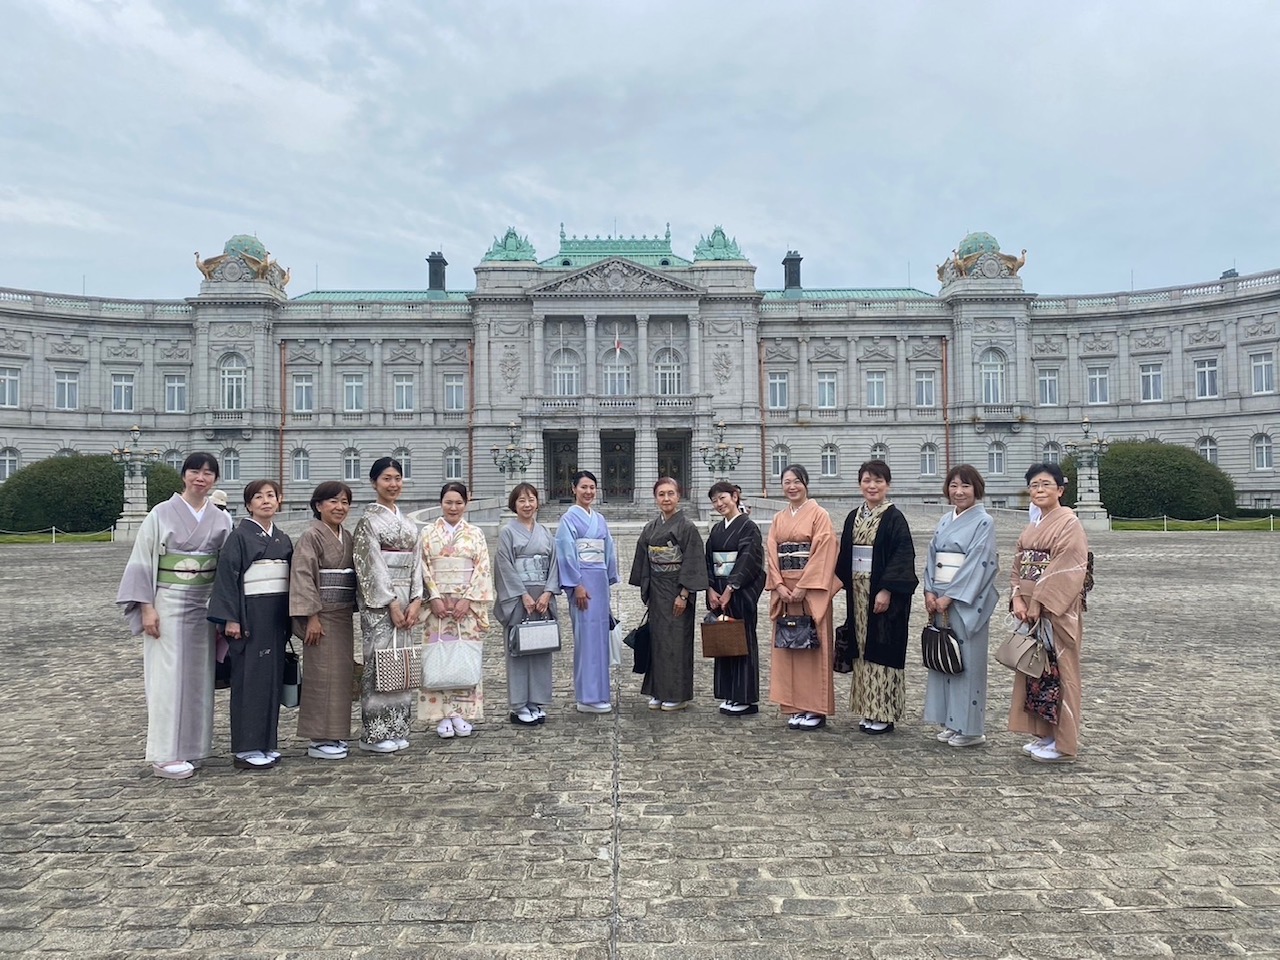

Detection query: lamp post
xmin=111 ymin=424 xmax=160 ymax=542
xmin=1064 ymin=415 xmax=1110 ymax=531
xmin=700 ymin=420 xmax=744 ymax=480
xmin=491 ymin=420 xmax=535 ymax=483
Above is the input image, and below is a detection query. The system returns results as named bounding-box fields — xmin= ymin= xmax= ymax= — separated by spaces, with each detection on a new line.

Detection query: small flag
xmin=613 ymin=323 xmax=622 ymax=360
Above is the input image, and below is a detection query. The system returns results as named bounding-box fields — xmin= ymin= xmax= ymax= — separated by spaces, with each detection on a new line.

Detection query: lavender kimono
xmin=555 ymin=505 xmax=619 ymax=705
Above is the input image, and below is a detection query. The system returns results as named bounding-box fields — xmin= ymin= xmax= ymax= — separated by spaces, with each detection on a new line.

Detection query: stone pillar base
xmin=114 ymin=512 xmax=150 ymax=543
xmin=1075 ymin=507 xmax=1111 ymax=532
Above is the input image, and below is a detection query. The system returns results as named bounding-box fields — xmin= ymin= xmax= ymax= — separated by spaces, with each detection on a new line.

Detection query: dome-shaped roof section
xmin=223 ymin=234 xmax=268 ymax=260
xmin=957 ymin=231 xmax=1000 ymax=258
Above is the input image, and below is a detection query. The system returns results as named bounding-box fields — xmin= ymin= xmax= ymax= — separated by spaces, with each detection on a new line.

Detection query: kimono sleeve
xmin=628 ymin=522 xmax=651 ymax=602
xmin=555 ymin=516 xmax=580 ymax=591
xmin=605 ymin=521 xmax=620 ymax=586
xmin=796 ymin=507 xmax=837 ymax=594
xmin=354 ymin=516 xmax=395 ymax=609
xmin=765 ymin=514 xmax=783 ymax=591
xmin=834 ymin=510 xmax=854 ymax=589
xmin=879 ymin=510 xmax=919 ymax=597
xmin=728 ymin=521 xmax=764 ymax=593
xmin=289 ymin=528 xmax=323 ymax=618
xmin=1032 ymin=515 xmax=1088 ymax=616
xmin=116 ymin=507 xmax=164 ymax=636
xmin=542 ymin=525 xmax=562 ymax=595
xmin=677 ymin=516 xmax=709 ymax=593
xmin=207 ymin=526 xmax=247 ymax=626
xmin=461 ymin=525 xmax=494 ymax=604
xmin=493 ymin=524 xmax=524 ymax=607
xmin=939 ymin=513 xmax=998 ymax=606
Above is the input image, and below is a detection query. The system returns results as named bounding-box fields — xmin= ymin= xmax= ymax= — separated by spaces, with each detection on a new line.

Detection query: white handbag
xmin=510 ymin=617 xmax=561 ymax=656
xmin=421 ymin=636 xmax=483 ymax=689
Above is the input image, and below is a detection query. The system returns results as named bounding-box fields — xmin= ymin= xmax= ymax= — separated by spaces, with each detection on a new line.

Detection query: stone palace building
xmin=0 ymin=227 xmax=1276 ymax=512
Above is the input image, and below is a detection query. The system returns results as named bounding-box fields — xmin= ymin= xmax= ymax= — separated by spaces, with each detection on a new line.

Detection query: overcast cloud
xmin=2 ymin=0 xmax=1278 ymax=300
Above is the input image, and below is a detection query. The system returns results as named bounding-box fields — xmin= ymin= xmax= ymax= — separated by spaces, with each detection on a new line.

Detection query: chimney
xmin=427 ymin=251 xmax=448 ymax=297
xmin=783 ymin=250 xmax=802 ymax=298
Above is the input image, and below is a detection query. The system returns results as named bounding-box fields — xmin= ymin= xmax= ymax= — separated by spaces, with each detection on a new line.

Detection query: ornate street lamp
xmin=1063 ymin=415 xmax=1110 ymax=530
xmin=491 ymin=420 xmax=535 ymax=480
xmin=700 ymin=420 xmax=744 ymax=479
xmin=111 ymin=424 xmax=161 ymax=541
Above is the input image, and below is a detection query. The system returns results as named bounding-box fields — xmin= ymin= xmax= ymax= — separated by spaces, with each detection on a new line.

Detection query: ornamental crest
xmin=50 ymin=337 xmax=85 ymax=357
xmin=533 ymin=258 xmax=701 ymax=296
xmin=106 ymin=339 xmax=139 ymax=360
xmin=289 ymin=343 xmax=319 ymax=363
xmin=337 ymin=342 xmax=369 ymax=363
xmin=387 ymin=341 xmax=418 ymax=362
xmin=1244 ymin=319 xmax=1277 ymax=339
xmin=1131 ymin=330 xmax=1168 ymax=352
xmin=481 ymin=227 xmax=538 ymax=262
xmin=764 ymin=341 xmax=796 ymax=362
xmin=909 ymin=340 xmax=941 ymax=360
xmin=0 ymin=331 xmax=26 ymax=354
xmin=938 ymin=248 xmax=1026 ymax=286
xmin=812 ymin=340 xmax=846 ymax=361
xmin=860 ymin=338 xmax=895 ymax=361
xmin=712 ymin=350 xmax=734 ymax=386
xmin=195 ymin=240 xmax=290 ymax=291
xmin=1032 ymin=337 xmax=1064 ymax=356
xmin=500 ymin=346 xmax=522 ymax=393
xmin=437 ymin=341 xmax=469 ymax=363
xmin=1187 ymin=325 xmax=1222 ymax=345
xmin=1081 ymin=334 xmax=1116 ymax=355
xmin=693 ymin=226 xmax=743 ymax=261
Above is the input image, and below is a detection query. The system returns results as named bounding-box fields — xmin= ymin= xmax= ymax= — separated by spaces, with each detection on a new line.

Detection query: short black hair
xmin=440 ymin=481 xmax=470 ymax=503
xmin=943 ymin=464 xmax=985 ymax=501
xmin=1024 ymin=462 xmax=1067 ymax=487
xmin=369 ymin=457 xmax=403 ymax=482
xmin=181 ymin=451 xmax=220 ymax=479
xmin=858 ymin=459 xmax=891 ymax=484
xmin=309 ymin=481 xmax=353 ymax=519
xmin=242 ymin=478 xmax=282 ymax=507
xmin=707 ymin=481 xmax=739 ymax=502
xmin=507 ymin=482 xmax=539 ymax=513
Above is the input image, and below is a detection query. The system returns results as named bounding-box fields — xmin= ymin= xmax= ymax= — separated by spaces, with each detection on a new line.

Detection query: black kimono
xmin=704 ymin=513 xmax=766 ymax=705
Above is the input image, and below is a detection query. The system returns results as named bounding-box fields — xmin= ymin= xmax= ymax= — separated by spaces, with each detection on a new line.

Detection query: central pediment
xmin=531 ymin=258 xmax=703 ymax=297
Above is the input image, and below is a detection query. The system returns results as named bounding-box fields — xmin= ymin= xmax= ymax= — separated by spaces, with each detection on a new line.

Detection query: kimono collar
xmin=246 ymin=517 xmax=274 ymax=537
xmin=180 ymin=497 xmax=207 ymax=522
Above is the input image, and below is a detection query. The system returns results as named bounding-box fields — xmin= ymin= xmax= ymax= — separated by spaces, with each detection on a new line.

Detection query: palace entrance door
xmin=544 ymin=431 xmax=579 ymax=502
xmin=656 ymin=430 xmax=692 ymax=493
xmin=600 ymin=430 xmax=635 ymax=502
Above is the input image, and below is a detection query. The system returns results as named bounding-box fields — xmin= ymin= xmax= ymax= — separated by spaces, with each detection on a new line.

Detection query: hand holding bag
xmin=920 ymin=608 xmax=964 ymax=675
xmin=623 ymin=614 xmax=651 ymax=675
xmin=511 ymin=613 xmax=561 ymax=657
xmin=422 ymin=619 xmax=483 ymax=689
xmin=281 ymin=638 xmax=302 ymax=707
xmin=700 ymin=612 xmax=748 ymax=658
xmin=995 ymin=618 xmax=1051 ymax=677
xmin=374 ymin=627 xmax=421 ymax=693
xmin=774 ymin=601 xmax=819 ymax=650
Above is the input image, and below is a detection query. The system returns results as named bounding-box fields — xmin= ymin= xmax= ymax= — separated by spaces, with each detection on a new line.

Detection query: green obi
xmin=157 ymin=552 xmax=218 ymax=587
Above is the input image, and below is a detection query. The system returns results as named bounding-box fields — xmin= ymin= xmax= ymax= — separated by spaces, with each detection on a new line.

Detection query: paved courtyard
xmin=1 ymin=517 xmax=1277 ymax=959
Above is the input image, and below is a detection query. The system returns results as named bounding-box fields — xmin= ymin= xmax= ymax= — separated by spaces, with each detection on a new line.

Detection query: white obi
xmin=432 ymin=556 xmax=474 ymax=595
xmin=515 ymin=554 xmax=550 ymax=586
xmin=933 ymin=551 xmax=966 ymax=585
xmin=849 ymin=545 xmax=873 ymax=575
xmin=244 ymin=558 xmax=290 ymax=596
xmin=711 ymin=551 xmax=737 ymax=578
xmin=576 ymin=537 xmax=606 ymax=566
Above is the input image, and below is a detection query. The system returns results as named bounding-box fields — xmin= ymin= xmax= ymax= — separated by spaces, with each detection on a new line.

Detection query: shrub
xmin=146 ymin=463 xmax=184 ymax=508
xmin=0 ymin=454 xmax=124 ymax=533
xmin=1097 ymin=440 xmax=1236 ymax=519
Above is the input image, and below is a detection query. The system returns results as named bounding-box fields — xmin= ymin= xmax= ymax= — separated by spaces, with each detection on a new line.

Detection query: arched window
xmin=771 ymin=444 xmax=791 ymax=479
xmin=443 ymin=447 xmax=463 ymax=481
xmin=820 ymin=444 xmax=838 ymax=477
xmin=393 ymin=446 xmax=413 ymax=480
xmin=870 ymin=443 xmax=889 ymax=463
xmin=0 ymin=447 xmax=18 ymax=482
xmin=979 ymin=348 xmax=1006 ymax=405
xmin=292 ymin=449 xmax=310 ymax=483
xmin=55 ymin=447 xmax=77 ymax=457
xmin=602 ymin=349 xmax=632 ymax=397
xmin=655 ymin=348 xmax=683 ymax=396
xmin=342 ymin=448 xmax=361 ymax=482
xmin=1042 ymin=441 xmax=1063 ymax=465
xmin=987 ymin=441 xmax=1006 ymax=476
xmin=164 ymin=449 xmax=184 ymax=472
xmin=1254 ymin=434 xmax=1274 ymax=470
xmin=1197 ymin=437 xmax=1219 ymax=465
xmin=919 ymin=443 xmax=938 ymax=476
xmin=219 ymin=353 xmax=247 ymax=411
xmin=550 ymin=349 xmax=580 ymax=397
xmin=221 ymin=448 xmax=241 ymax=482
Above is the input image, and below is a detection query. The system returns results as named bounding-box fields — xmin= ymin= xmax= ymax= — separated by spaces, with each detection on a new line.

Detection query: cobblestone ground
xmin=1 ymin=518 xmax=1277 ymax=959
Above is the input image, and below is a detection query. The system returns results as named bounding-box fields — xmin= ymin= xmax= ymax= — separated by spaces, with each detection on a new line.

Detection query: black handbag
xmin=920 ymin=609 xmax=964 ymax=675
xmin=281 ymin=639 xmax=302 ymax=708
xmin=833 ymin=621 xmax=857 ymax=673
xmin=623 ymin=615 xmax=651 ymax=675
xmin=774 ymin=603 xmax=819 ymax=650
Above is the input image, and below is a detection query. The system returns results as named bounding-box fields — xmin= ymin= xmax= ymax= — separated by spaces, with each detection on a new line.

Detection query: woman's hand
xmin=574 ymin=584 xmax=590 ymax=611
xmin=429 ymin=597 xmax=447 ymax=619
xmin=453 ymin=598 xmax=471 ymax=619
xmin=224 ymin=620 xmax=243 ymax=639
xmin=522 ymin=594 xmax=537 ymax=615
xmin=1011 ymin=594 xmax=1030 ymax=622
xmin=774 ymin=585 xmax=793 ymax=603
xmin=873 ymin=590 xmax=891 ymax=615
xmin=1025 ymin=599 xmax=1042 ymax=622
xmin=935 ymin=596 xmax=952 ymax=614
xmin=707 ymin=588 xmax=722 ymax=612
xmin=405 ymin=599 xmax=423 ymax=628
xmin=304 ymin=614 xmax=323 ymax=645
xmin=721 ymin=586 xmax=734 ymax=611
xmin=389 ymin=601 xmax=407 ymax=629
xmin=141 ymin=603 xmax=160 ymax=639
xmin=534 ymin=592 xmax=551 ymax=615
xmin=792 ymin=587 xmax=807 ymax=605
xmin=673 ymin=594 xmax=689 ymax=617
xmin=924 ymin=592 xmax=937 ymax=615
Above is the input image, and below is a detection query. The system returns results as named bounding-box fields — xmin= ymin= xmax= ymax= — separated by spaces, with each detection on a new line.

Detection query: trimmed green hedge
xmin=0 ymin=454 xmax=184 ymax=533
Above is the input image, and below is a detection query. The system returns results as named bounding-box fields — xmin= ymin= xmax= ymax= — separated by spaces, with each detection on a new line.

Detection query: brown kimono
xmin=289 ymin=520 xmax=357 ymax=741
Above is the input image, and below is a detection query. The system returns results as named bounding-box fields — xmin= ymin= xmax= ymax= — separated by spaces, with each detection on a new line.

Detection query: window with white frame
xmin=1197 ymin=437 xmax=1218 ymax=465
xmin=220 ymin=353 xmax=246 ymax=410
xmin=1042 ymin=442 xmax=1063 ymax=465
xmin=443 ymin=373 xmax=465 ymax=411
xmin=767 ymin=372 xmax=789 ymax=410
xmin=1087 ymin=366 xmax=1109 ymax=404
xmin=979 ymin=348 xmax=1006 ymax=404
xmin=222 ymin=448 xmax=241 ymax=482
xmin=55 ymin=447 xmax=76 ymax=457
xmin=164 ymin=449 xmax=184 ymax=472
xmin=1139 ymin=362 xmax=1163 ymax=402
xmin=865 ymin=370 xmax=886 ymax=408
xmin=393 ymin=374 xmax=415 ymax=412
xmin=343 ymin=448 xmax=361 ymax=481
xmin=655 ymin=348 xmax=683 ymax=396
xmin=164 ymin=374 xmax=187 ymax=413
xmin=603 ymin=353 xmax=632 ymax=396
xmin=1254 ymin=434 xmax=1274 ymax=470
xmin=54 ymin=370 xmax=79 ymax=410
xmin=1195 ymin=357 xmax=1220 ymax=399
xmin=870 ymin=442 xmax=889 ymax=462
xmin=817 ymin=371 xmax=838 ymax=409
xmin=771 ymin=444 xmax=790 ymax=479
xmin=820 ymin=444 xmax=838 ymax=477
xmin=111 ymin=373 xmax=135 ymax=412
xmin=0 ymin=447 xmax=19 ymax=480
xmin=1251 ymin=351 xmax=1275 ymax=395
xmin=0 ymin=368 xmax=19 ymax=408
xmin=914 ymin=370 xmax=936 ymax=408
xmin=443 ymin=447 xmax=463 ymax=480
xmin=1255 ymin=496 xmax=1273 ymax=510
xmin=293 ymin=373 xmax=314 ymax=413
xmin=292 ymin=449 xmax=310 ymax=482
xmin=551 ymin=349 xmax=580 ymax=396
xmin=987 ymin=441 xmax=1006 ymax=475
xmin=343 ymin=373 xmax=366 ymax=412
xmin=393 ymin=447 xmax=412 ymax=480
xmin=919 ymin=443 xmax=938 ymax=476
xmin=1038 ymin=368 xmax=1059 ymax=406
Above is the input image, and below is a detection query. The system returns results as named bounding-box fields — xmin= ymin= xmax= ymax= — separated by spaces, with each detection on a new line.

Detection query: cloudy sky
xmin=3 ymin=0 xmax=1279 ymax=300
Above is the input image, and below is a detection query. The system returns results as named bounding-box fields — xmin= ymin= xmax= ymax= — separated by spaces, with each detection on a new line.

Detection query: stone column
xmin=31 ymin=333 xmax=47 ymax=412
xmin=583 ymin=314 xmax=597 ymax=396
xmin=1116 ymin=328 xmax=1131 ymax=403
xmin=847 ymin=336 xmax=860 ymax=412
xmin=420 ymin=338 xmax=434 ymax=414
xmin=797 ymin=335 xmax=810 ymax=415
xmin=1065 ymin=331 xmax=1081 ymax=409
xmin=474 ymin=319 xmax=490 ymax=408
xmin=742 ymin=317 xmax=760 ymax=409
xmin=87 ymin=335 xmax=103 ymax=411
xmin=532 ymin=316 xmax=545 ymax=395
xmin=253 ymin=320 xmax=269 ymax=413
xmin=636 ymin=314 xmax=649 ymax=395
xmin=635 ymin=415 xmax=658 ymax=499
xmin=370 ymin=338 xmax=384 ymax=414
xmin=1014 ymin=318 xmax=1030 ymax=406
xmin=895 ymin=334 xmax=909 ymax=414
xmin=1224 ymin=317 xmax=1240 ymax=396
xmin=319 ymin=338 xmax=334 ymax=417
xmin=688 ymin=314 xmax=702 ymax=396
xmin=140 ymin=337 xmax=155 ymax=413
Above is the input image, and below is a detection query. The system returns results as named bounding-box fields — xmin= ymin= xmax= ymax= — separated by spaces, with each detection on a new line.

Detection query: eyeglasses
xmin=1028 ymin=482 xmax=1059 ymax=490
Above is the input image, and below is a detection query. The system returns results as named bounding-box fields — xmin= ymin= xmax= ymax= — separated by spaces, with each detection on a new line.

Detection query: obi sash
xmin=575 ymin=537 xmax=606 ymax=566
xmin=1016 ymin=549 xmax=1051 ymax=582
xmin=432 ymin=556 xmax=474 ymax=595
xmin=848 ymin=544 xmax=873 ymax=576
xmin=319 ymin=567 xmax=357 ymax=606
xmin=381 ymin=549 xmax=417 ymax=581
xmin=711 ymin=551 xmax=737 ymax=578
xmin=156 ymin=551 xmax=217 ymax=588
xmin=777 ymin=541 xmax=811 ymax=572
xmin=933 ymin=551 xmax=965 ymax=585
xmin=515 ymin=554 xmax=550 ymax=587
xmin=647 ymin=543 xmax=682 ymax=573
xmin=244 ymin=558 xmax=290 ymax=596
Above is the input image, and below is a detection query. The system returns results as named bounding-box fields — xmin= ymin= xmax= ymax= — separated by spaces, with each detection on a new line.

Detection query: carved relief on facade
xmin=712 ymin=350 xmax=735 ymax=386
xmin=1032 ymin=337 xmax=1065 ymax=356
xmin=49 ymin=336 xmax=84 ymax=358
xmin=437 ymin=341 xmax=469 ymax=363
xmin=0 ymin=330 xmax=29 ymax=354
xmin=222 ymin=323 xmax=252 ymax=338
xmin=811 ymin=339 xmax=846 ymax=361
xmin=493 ymin=321 xmax=528 ymax=338
xmin=500 ymin=345 xmax=521 ymax=393
xmin=336 ymin=341 xmax=369 ymax=363
xmin=975 ymin=318 xmax=1013 ymax=335
xmin=1243 ymin=318 xmax=1277 ymax=340
xmin=860 ymin=337 xmax=894 ymax=361
xmin=533 ymin=258 xmax=700 ymax=296
xmin=908 ymin=339 xmax=941 ymax=361
xmin=1130 ymin=329 xmax=1169 ymax=353
xmin=159 ymin=340 xmax=190 ymax=361
xmin=289 ymin=341 xmax=319 ymax=363
xmin=1081 ymin=333 xmax=1116 ymax=355
xmin=105 ymin=339 xmax=139 ymax=360
xmin=386 ymin=340 xmax=418 ymax=362
xmin=764 ymin=340 xmax=796 ymax=362
xmin=708 ymin=319 xmax=741 ymax=336
xmin=1186 ymin=324 xmax=1222 ymax=346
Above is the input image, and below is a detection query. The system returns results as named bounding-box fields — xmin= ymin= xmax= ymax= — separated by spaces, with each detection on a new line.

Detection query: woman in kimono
xmin=117 ymin=452 xmax=233 ymax=780
xmin=629 ymin=479 xmax=709 ymax=712
xmin=836 ymin=460 xmax=919 ymax=735
xmin=208 ymin=479 xmax=294 ymax=770
xmin=556 ymin=470 xmax=620 ymax=714
xmin=705 ymin=482 xmax=765 ymax=716
xmin=289 ymin=480 xmax=357 ymax=760
xmin=420 ymin=481 xmax=495 ymax=739
xmin=766 ymin=464 xmax=838 ymax=731
xmin=1010 ymin=462 xmax=1089 ymax=764
xmin=923 ymin=465 xmax=1000 ymax=748
xmin=494 ymin=483 xmax=560 ymax=726
xmin=352 ymin=457 xmax=424 ymax=753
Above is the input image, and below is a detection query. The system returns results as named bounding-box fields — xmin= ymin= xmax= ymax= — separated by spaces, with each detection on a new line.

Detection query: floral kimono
xmin=420 ymin=518 xmax=494 ymax=722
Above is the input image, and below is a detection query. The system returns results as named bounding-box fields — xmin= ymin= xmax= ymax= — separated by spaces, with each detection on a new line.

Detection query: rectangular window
xmin=111 ymin=373 xmax=134 ymax=412
xmin=444 ymin=373 xmax=465 ymax=411
xmin=1195 ymin=357 xmax=1219 ymax=399
xmin=865 ymin=370 xmax=886 ymax=408
xmin=1251 ymin=352 xmax=1275 ymax=395
xmin=220 ymin=367 xmax=245 ymax=411
xmin=767 ymin=372 xmax=789 ymax=410
xmin=603 ymin=362 xmax=631 ymax=396
xmin=914 ymin=370 xmax=935 ymax=408
xmin=1139 ymin=362 xmax=1163 ymax=402
xmin=919 ymin=446 xmax=937 ymax=476
xmin=1086 ymin=366 xmax=1109 ymax=405
xmin=343 ymin=373 xmax=365 ymax=412
xmin=0 ymin=367 xmax=19 ymax=408
xmin=1038 ymin=368 xmax=1059 ymax=406
xmin=817 ymin=372 xmax=837 ymax=409
xmin=393 ymin=373 xmax=415 ymax=412
xmin=54 ymin=370 xmax=79 ymax=410
xmin=293 ymin=373 xmax=314 ymax=413
xmin=163 ymin=374 xmax=187 ymax=413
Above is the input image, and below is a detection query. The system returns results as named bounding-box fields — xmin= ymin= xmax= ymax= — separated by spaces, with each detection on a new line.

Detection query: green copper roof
xmin=292 ymin=290 xmax=471 ymax=302
xmin=693 ymin=226 xmax=744 ymax=260
xmin=761 ymin=288 xmax=935 ymax=301
xmin=482 ymin=227 xmax=538 ymax=261
xmin=957 ymin=231 xmax=1000 ymax=258
xmin=224 ymin=234 xmax=268 ymax=260
xmin=539 ymin=223 xmax=692 ymax=268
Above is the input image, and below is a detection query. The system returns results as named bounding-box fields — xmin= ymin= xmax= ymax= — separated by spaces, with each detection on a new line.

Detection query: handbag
xmin=281 ymin=639 xmax=302 ymax=708
xmin=422 ymin=627 xmax=484 ymax=689
xmin=833 ymin=621 xmax=857 ymax=673
xmin=920 ymin=609 xmax=964 ymax=675
xmin=511 ymin=615 xmax=561 ymax=656
xmin=995 ymin=618 xmax=1051 ymax=677
xmin=374 ymin=628 xmax=422 ymax=693
xmin=1024 ymin=650 xmax=1062 ymax=723
xmin=774 ymin=602 xmax=819 ymax=650
xmin=700 ymin=613 xmax=748 ymax=658
xmin=623 ymin=615 xmax=651 ymax=675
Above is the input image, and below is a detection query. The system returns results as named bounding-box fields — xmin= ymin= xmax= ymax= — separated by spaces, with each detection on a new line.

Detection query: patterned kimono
xmin=208 ymin=519 xmax=294 ymax=755
xmin=629 ymin=511 xmax=709 ymax=704
xmin=289 ymin=520 xmax=357 ymax=741
xmin=353 ymin=503 xmax=424 ymax=744
xmin=1008 ymin=506 xmax=1089 ymax=756
xmin=765 ymin=499 xmax=838 ymax=717
xmin=835 ymin=502 xmax=918 ymax=724
xmin=922 ymin=505 xmax=1000 ymax=737
xmin=494 ymin=519 xmax=561 ymax=709
xmin=555 ymin=505 xmax=619 ymax=705
xmin=116 ymin=494 xmax=232 ymax=763
xmin=420 ymin=519 xmax=495 ymax=722
xmin=705 ymin=513 xmax=766 ymax=706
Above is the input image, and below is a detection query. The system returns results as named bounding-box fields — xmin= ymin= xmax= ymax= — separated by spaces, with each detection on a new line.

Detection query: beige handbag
xmin=995 ymin=619 xmax=1050 ymax=677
